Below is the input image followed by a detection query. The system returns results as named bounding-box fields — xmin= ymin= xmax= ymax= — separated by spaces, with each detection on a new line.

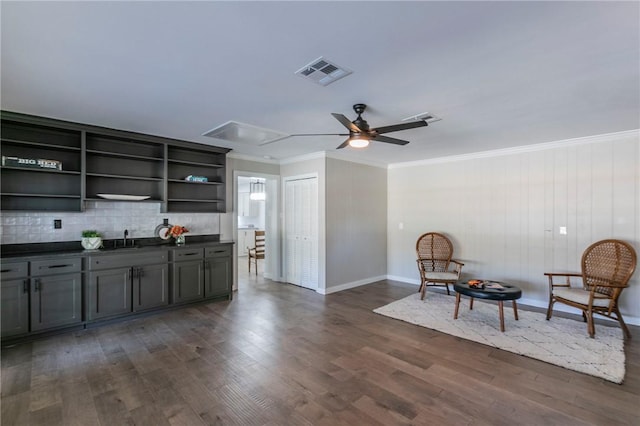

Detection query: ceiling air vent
xmin=295 ymin=56 xmax=353 ymax=86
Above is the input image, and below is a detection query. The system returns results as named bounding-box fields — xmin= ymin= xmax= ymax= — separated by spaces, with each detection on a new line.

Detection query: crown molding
xmin=388 ymin=129 xmax=640 ymax=169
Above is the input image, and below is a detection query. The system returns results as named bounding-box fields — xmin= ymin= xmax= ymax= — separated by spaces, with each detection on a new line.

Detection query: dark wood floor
xmin=2 ymin=269 xmax=639 ymax=425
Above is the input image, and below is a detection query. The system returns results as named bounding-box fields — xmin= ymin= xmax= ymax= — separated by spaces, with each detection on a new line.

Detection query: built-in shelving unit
xmin=0 ymin=111 xmax=230 ymax=213
xmin=85 ymin=133 xmax=165 ymax=201
xmin=1 ymin=118 xmax=83 ymax=211
xmin=165 ymin=146 xmax=226 ymax=213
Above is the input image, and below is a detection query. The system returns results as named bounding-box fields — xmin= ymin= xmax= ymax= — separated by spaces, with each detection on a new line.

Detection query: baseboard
xmin=385 ymin=275 xmax=640 ymax=327
xmin=319 ymin=275 xmax=388 ymax=295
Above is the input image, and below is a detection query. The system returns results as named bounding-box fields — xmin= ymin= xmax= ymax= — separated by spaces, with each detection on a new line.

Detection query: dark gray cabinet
xmin=133 ymin=263 xmax=169 ymax=312
xmin=204 ymin=246 xmax=232 ymax=299
xmin=29 ymin=257 xmax=83 ymax=332
xmin=1 ymin=243 xmax=232 ymax=342
xmin=172 ymin=259 xmax=204 ymax=304
xmin=88 ymin=251 xmax=168 ymax=321
xmin=1 ymin=115 xmax=82 ymax=211
xmin=1 ymin=111 xmax=230 ymax=213
xmin=85 ymin=134 xmax=165 ymax=202
xmin=31 ymin=273 xmax=82 ymax=331
xmin=1 ymin=261 xmax=29 ymax=338
xmin=172 ymin=245 xmax=232 ymax=304
xmin=89 ymin=267 xmax=132 ymax=320
xmin=166 ymin=146 xmax=226 ymax=213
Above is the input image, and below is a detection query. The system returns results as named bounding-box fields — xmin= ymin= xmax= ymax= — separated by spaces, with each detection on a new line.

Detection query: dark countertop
xmin=1 ymin=235 xmax=234 ymax=261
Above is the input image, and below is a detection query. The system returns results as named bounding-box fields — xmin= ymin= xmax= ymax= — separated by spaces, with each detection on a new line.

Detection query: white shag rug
xmin=373 ymin=292 xmax=625 ymax=383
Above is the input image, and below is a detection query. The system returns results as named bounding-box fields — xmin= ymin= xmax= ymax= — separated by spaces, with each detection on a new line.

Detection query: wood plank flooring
xmin=2 ymin=270 xmax=639 ymax=425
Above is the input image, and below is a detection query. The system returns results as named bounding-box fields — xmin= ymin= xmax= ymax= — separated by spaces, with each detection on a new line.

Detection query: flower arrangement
xmin=169 ymin=225 xmax=189 ymax=237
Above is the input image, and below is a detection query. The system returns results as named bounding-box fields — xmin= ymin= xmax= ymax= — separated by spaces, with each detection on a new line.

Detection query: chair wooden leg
xmin=248 ymin=255 xmax=251 ymax=273
xmin=586 ymin=310 xmax=595 ymax=338
xmin=546 ymin=298 xmax=554 ymax=320
xmin=418 ymin=282 xmax=424 ymax=294
xmin=453 ymin=292 xmax=461 ymax=319
xmin=420 ymin=285 xmax=427 ymax=300
xmin=255 ymin=258 xmax=258 ymax=276
xmin=614 ymin=307 xmax=632 ymax=339
xmin=469 ymin=297 xmax=474 ymax=311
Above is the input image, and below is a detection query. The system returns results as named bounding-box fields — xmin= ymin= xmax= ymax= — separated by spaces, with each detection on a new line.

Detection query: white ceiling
xmin=2 ymin=1 xmax=638 ymax=166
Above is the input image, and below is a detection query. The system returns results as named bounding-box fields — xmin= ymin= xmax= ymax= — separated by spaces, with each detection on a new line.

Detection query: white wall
xmin=325 ymin=157 xmax=387 ymax=292
xmin=387 ymin=131 xmax=640 ymax=322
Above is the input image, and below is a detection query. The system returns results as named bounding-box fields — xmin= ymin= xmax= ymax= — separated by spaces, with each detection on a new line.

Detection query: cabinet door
xmin=172 ymin=260 xmax=204 ymax=304
xmin=1 ymin=279 xmax=29 ymax=338
xmin=133 ymin=263 xmax=169 ymax=312
xmin=89 ymin=268 xmax=132 ymax=320
xmin=239 ymin=192 xmax=249 ymax=216
xmin=31 ymin=273 xmax=82 ymax=331
xmin=238 ymin=230 xmax=247 ymax=256
xmin=204 ymin=256 xmax=231 ymax=299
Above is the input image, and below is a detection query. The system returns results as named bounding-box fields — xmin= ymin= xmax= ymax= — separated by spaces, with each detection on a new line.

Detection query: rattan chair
xmin=248 ymin=230 xmax=265 ymax=275
xmin=416 ymin=232 xmax=464 ymax=300
xmin=545 ymin=239 xmax=637 ymax=339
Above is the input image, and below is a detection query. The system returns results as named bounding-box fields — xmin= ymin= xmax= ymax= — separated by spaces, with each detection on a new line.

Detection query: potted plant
xmin=81 ymin=230 xmax=103 ymax=250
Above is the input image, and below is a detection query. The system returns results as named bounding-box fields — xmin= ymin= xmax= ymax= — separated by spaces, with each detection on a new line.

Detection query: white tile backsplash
xmin=0 ymin=201 xmax=221 ymax=244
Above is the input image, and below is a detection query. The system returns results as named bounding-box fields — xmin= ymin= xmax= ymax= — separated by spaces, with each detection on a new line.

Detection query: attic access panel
xmin=202 ymin=121 xmax=288 ymax=145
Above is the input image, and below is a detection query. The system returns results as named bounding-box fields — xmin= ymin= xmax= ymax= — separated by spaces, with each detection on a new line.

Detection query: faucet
xmin=123 ymin=229 xmax=129 ymax=247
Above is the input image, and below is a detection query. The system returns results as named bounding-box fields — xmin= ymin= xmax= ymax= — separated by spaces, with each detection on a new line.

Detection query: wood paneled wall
xmin=387 ymin=131 xmax=640 ymax=322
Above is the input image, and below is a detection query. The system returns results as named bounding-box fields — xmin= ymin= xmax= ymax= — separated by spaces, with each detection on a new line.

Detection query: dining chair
xmin=248 ymin=230 xmax=265 ymax=275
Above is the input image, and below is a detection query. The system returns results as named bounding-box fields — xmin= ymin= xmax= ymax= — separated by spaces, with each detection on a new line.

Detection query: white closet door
xmin=284 ymin=177 xmax=318 ymax=290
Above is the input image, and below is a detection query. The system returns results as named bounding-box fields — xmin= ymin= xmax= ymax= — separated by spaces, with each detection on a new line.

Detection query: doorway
xmin=233 ymin=171 xmax=280 ymax=290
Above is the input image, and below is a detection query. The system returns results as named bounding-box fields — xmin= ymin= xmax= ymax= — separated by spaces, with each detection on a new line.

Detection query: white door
xmin=284 ymin=176 xmax=318 ymax=290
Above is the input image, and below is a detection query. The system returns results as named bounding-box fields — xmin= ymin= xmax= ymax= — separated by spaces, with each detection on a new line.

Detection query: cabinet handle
xmin=46 ymin=264 xmax=73 ymax=269
xmin=23 ymin=280 xmax=29 ymax=293
xmin=128 ymin=268 xmax=133 ymax=280
xmin=212 ymin=250 xmax=226 ymax=254
xmin=138 ymin=267 xmax=144 ymax=278
xmin=204 ymin=260 xmax=210 ymax=269
xmin=34 ymin=278 xmax=41 ymax=292
xmin=1 ymin=269 xmax=10 ymax=273
xmin=181 ymin=252 xmax=199 ymax=256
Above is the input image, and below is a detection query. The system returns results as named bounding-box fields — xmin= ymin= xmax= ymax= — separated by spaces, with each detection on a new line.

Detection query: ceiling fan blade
xmin=291 ymin=133 xmax=349 ymax=136
xmin=259 ymin=133 xmax=348 ymax=146
xmin=373 ymin=120 xmax=428 ymax=135
xmin=373 ymin=135 xmax=410 ymax=145
xmin=331 ymin=113 xmax=362 ymax=133
xmin=336 ymin=139 xmax=351 ymax=149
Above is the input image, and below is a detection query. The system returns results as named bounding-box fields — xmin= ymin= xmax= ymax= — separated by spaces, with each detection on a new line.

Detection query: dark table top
xmin=454 ymin=281 xmax=522 ymax=301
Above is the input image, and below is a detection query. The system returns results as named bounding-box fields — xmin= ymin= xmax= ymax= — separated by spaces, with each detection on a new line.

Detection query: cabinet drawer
xmin=31 ymin=258 xmax=81 ymax=276
xmin=205 ymin=246 xmax=232 ymax=258
xmin=1 ymin=261 xmax=28 ymax=279
xmin=172 ymin=248 xmax=204 ymax=261
xmin=90 ymin=251 xmax=168 ymax=270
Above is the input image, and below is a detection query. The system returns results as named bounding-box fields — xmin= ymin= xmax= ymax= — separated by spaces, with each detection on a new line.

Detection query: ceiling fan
xmin=262 ymin=104 xmax=433 ymax=149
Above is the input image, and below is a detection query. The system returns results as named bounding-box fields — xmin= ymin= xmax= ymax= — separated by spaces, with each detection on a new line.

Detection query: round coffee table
xmin=453 ymin=282 xmax=522 ymax=332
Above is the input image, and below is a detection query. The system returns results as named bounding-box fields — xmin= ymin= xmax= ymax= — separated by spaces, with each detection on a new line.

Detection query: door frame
xmin=233 ymin=170 xmax=281 ymax=288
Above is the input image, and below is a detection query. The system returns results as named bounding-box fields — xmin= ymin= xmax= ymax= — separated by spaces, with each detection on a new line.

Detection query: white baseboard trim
xmin=384 ymin=275 xmax=640 ymax=327
xmin=318 ymin=275 xmax=388 ymax=295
